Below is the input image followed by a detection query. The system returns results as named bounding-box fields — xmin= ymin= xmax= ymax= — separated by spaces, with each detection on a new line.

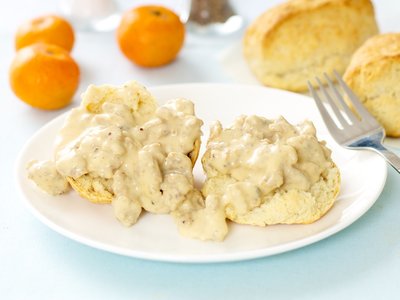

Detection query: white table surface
xmin=1 ymin=1 xmax=400 ymax=299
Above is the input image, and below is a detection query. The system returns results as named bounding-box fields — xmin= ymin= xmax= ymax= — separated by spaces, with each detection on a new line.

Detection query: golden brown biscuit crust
xmin=243 ymin=0 xmax=378 ymax=91
xmin=344 ymin=33 xmax=400 ymax=137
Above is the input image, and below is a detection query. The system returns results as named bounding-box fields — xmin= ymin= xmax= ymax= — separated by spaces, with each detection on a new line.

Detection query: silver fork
xmin=307 ymin=71 xmax=400 ymax=173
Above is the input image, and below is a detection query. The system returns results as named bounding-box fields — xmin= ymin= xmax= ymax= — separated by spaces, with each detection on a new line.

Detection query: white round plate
xmin=15 ymin=84 xmax=387 ymax=263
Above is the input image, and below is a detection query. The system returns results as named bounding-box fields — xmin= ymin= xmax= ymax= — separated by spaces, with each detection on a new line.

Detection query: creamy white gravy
xmin=197 ymin=115 xmax=333 ymax=236
xmin=28 ymin=98 xmax=205 ymax=229
xmin=203 ymin=115 xmax=332 ymax=190
xmin=27 ymin=103 xmax=333 ymax=242
xmin=27 ymin=160 xmax=70 ymax=195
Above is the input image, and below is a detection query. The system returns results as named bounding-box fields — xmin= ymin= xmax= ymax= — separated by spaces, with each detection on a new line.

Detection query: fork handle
xmin=375 ymin=147 xmax=400 ymax=173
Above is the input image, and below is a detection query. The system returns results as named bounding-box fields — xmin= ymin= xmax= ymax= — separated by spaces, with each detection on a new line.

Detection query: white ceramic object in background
xmin=60 ymin=0 xmax=120 ymax=31
xmin=15 ymin=84 xmax=387 ymax=263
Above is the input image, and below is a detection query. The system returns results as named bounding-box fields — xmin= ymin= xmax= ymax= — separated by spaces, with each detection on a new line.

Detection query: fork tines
xmin=307 ymin=72 xmax=381 ymax=137
xmin=308 ymin=72 xmax=400 ymax=174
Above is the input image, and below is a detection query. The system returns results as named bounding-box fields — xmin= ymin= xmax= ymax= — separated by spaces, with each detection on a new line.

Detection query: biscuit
xmin=243 ymin=0 xmax=378 ymax=92
xmin=66 ymin=82 xmax=201 ymax=204
xmin=201 ymin=116 xmax=341 ymax=226
xmin=343 ymin=33 xmax=400 ymax=137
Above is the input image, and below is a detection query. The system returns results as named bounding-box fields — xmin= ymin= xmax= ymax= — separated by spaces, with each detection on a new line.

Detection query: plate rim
xmin=14 ymin=83 xmax=388 ymax=263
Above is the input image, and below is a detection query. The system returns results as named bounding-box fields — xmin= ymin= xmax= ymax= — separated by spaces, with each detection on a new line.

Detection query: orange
xmin=15 ymin=15 xmax=75 ymax=52
xmin=9 ymin=43 xmax=80 ymax=110
xmin=117 ymin=5 xmax=185 ymax=67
